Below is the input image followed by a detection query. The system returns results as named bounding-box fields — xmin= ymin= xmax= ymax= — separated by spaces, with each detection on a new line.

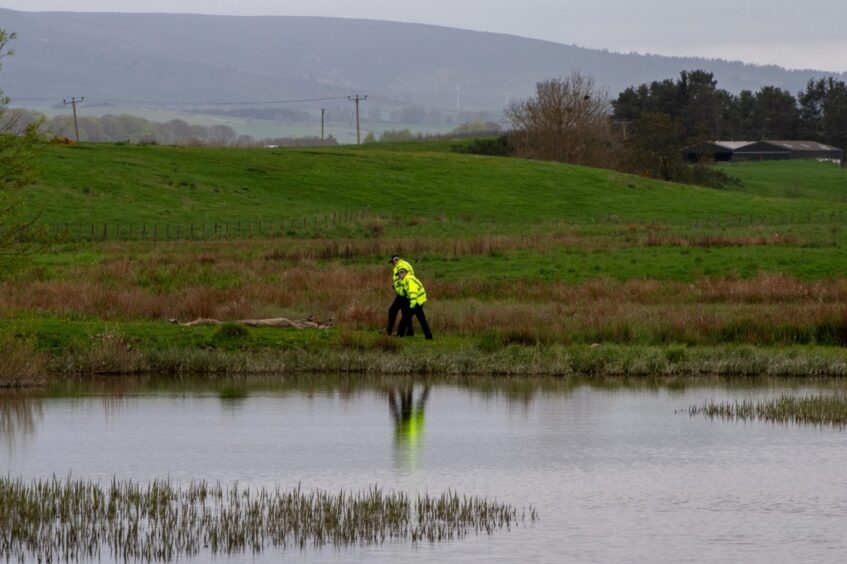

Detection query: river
xmin=1 ymin=377 xmax=845 ymax=563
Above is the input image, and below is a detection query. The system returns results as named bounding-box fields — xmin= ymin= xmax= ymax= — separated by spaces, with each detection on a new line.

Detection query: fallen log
xmin=170 ymin=316 xmax=332 ymax=329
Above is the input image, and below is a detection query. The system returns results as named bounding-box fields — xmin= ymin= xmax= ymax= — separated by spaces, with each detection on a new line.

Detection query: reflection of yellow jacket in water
xmin=400 ymin=274 xmax=428 ymax=308
xmin=392 ymin=260 xmax=414 ymax=296
xmin=396 ymin=409 xmax=425 ymax=446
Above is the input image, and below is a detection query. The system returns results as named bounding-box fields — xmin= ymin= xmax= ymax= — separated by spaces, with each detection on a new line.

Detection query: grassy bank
xmin=2 ymin=318 xmax=846 ymax=387
xmin=3 ymin=142 xmax=846 ymax=385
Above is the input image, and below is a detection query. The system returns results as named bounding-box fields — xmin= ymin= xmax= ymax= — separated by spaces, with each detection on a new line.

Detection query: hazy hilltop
xmin=2 ymin=8 xmax=846 ymax=111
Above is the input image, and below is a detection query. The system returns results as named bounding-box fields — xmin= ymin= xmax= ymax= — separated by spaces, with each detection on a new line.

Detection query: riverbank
xmin=2 ymin=319 xmax=845 ymax=387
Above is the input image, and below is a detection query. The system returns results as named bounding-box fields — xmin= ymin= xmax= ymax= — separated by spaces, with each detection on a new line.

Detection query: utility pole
xmin=614 ymin=120 xmax=632 ymax=141
xmin=348 ymin=95 xmax=367 ymax=144
xmin=455 ymin=86 xmax=462 ymax=109
xmin=321 ymin=108 xmax=325 ymax=146
xmin=63 ymin=97 xmax=84 ymax=143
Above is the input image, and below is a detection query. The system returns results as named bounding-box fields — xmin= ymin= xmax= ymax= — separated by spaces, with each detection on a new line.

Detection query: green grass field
xmin=718 ymin=160 xmax=847 ymax=202
xmin=3 ymin=141 xmax=847 ymax=384
xmin=25 ymin=143 xmax=847 ymax=231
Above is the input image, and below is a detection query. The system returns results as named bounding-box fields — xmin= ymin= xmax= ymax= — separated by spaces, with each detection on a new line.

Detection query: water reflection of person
xmin=388 ymin=385 xmax=430 ymax=470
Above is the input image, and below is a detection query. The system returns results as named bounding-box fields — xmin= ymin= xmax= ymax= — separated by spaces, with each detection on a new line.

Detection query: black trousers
xmin=400 ymin=304 xmax=433 ymax=340
xmin=387 ymin=294 xmax=414 ymax=336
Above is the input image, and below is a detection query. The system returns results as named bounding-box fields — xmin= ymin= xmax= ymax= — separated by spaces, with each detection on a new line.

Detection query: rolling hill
xmin=23 ymin=141 xmax=847 ymax=234
xmin=3 ymin=8 xmax=846 ymax=113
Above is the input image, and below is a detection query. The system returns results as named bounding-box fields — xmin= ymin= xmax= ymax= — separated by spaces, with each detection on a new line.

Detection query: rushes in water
xmin=0 ymin=477 xmax=536 ymax=562
xmin=688 ymin=393 xmax=847 ymax=427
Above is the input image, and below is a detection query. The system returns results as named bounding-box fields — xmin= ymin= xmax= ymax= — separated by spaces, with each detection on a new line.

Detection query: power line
xmin=6 ymin=97 xmax=58 ymax=102
xmin=9 ymin=95 xmax=351 ymax=107
xmin=8 ymin=93 xmax=504 ymax=116
xmin=86 ymin=95 xmax=351 ymax=107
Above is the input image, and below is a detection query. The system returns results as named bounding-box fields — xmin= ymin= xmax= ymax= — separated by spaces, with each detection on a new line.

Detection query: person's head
xmin=389 ymin=255 xmax=400 ymax=265
xmin=397 ymin=268 xmax=408 ymax=279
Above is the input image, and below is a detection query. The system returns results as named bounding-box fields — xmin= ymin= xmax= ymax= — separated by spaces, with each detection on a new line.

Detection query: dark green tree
xmin=625 ymin=112 xmax=687 ymax=180
xmin=612 ymin=70 xmax=735 ymax=142
xmin=816 ymin=78 xmax=847 ymax=150
xmin=751 ymin=86 xmax=798 ymax=139
xmin=798 ymin=78 xmax=827 ymax=139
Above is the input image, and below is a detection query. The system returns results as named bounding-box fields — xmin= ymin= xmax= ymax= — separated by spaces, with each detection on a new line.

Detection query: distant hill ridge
xmin=2 ymin=8 xmax=846 ymax=111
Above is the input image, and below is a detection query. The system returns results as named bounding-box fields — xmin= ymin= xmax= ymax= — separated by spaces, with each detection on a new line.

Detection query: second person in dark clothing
xmin=386 ymin=255 xmax=414 ymax=336
xmin=397 ymin=268 xmax=433 ymax=340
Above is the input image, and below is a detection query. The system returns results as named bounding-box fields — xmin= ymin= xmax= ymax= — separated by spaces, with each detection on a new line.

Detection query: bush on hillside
xmin=453 ymin=135 xmax=515 ymax=157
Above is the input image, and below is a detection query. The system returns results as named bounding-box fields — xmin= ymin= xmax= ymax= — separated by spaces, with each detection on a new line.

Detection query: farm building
xmin=735 ymin=141 xmax=842 ymax=161
xmin=684 ymin=140 xmax=843 ymax=162
xmin=683 ymin=141 xmax=754 ymax=162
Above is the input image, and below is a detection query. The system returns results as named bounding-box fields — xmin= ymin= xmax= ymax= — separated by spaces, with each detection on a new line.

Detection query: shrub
xmin=370 ymin=334 xmax=401 ymax=352
xmin=664 ymin=345 xmax=688 ymax=363
xmin=455 ymin=135 xmax=516 ymax=157
xmin=338 ymin=329 xmax=367 ymax=350
xmin=213 ymin=323 xmax=249 ymax=341
xmin=476 ymin=330 xmax=504 ymax=353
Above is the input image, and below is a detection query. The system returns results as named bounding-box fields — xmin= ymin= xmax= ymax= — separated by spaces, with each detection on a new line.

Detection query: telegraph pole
xmin=321 ymin=108 xmax=326 ymax=146
xmin=348 ymin=95 xmax=367 ymax=144
xmin=614 ymin=120 xmax=633 ymax=141
xmin=63 ymin=97 xmax=84 ymax=143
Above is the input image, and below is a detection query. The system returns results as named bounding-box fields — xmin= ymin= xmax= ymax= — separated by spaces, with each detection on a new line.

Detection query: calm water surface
xmin=2 ymin=380 xmax=846 ymax=563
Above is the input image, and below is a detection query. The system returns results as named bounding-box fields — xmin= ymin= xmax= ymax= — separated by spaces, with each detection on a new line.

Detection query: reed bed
xmin=688 ymin=393 xmax=847 ymax=427
xmin=0 ymin=477 xmax=535 ymax=563
xmin=36 ymin=343 xmax=847 ymax=379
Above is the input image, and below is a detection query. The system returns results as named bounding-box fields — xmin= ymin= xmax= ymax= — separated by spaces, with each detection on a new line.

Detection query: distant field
xmin=34 ymin=106 xmax=458 ymax=143
xmin=718 ymin=160 xmax=847 ymax=202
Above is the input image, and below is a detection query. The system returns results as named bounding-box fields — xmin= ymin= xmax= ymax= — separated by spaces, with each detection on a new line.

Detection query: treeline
xmin=365 ymin=121 xmax=502 ymax=143
xmin=186 ymin=107 xmax=311 ymax=122
xmin=13 ymin=109 xmax=337 ymax=147
xmin=484 ymin=71 xmax=846 ymax=189
xmin=192 ymin=105 xmax=498 ymax=127
xmin=613 ymin=71 xmax=847 ymax=149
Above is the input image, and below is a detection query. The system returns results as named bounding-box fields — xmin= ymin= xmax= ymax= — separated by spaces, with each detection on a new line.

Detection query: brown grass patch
xmin=0 ymin=338 xmax=49 ymax=387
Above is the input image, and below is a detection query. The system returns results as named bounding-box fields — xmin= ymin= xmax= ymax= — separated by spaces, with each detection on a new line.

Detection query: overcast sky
xmin=3 ymin=0 xmax=847 ymax=72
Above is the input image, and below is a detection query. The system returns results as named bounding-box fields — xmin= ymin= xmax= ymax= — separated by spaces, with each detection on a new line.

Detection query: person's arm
xmin=407 ymin=279 xmax=420 ymax=307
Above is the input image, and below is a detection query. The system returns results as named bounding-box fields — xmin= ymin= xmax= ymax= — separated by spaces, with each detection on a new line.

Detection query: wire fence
xmin=39 ymin=210 xmax=373 ymax=241
xmin=27 ymin=209 xmax=847 ymax=242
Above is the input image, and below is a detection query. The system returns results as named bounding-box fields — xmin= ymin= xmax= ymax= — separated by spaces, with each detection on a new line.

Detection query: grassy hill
xmin=25 ymin=143 xmax=847 ymax=236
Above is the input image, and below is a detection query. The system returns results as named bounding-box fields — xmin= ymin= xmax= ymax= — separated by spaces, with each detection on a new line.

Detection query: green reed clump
xmin=688 ymin=393 xmax=847 ymax=427
xmin=0 ymin=477 xmax=536 ymax=562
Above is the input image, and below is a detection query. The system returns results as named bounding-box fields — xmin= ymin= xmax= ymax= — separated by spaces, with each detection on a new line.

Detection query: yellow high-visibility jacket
xmin=401 ymin=274 xmax=428 ymax=308
xmin=392 ymin=259 xmax=414 ymax=295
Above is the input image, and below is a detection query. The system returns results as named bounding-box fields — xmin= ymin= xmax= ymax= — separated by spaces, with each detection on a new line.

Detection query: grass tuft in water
xmin=0 ymin=477 xmax=536 ymax=562
xmin=688 ymin=393 xmax=847 ymax=427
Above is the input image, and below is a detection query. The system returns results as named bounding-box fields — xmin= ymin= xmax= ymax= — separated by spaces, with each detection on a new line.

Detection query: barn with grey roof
xmin=684 ymin=140 xmax=843 ymax=162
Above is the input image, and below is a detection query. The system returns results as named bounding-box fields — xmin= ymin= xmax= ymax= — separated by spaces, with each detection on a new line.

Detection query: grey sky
xmin=3 ymin=0 xmax=846 ymax=72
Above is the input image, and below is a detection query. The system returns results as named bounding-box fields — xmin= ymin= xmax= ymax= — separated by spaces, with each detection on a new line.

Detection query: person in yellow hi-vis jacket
xmin=386 ymin=255 xmax=415 ymax=336
xmin=396 ymin=268 xmax=433 ymax=340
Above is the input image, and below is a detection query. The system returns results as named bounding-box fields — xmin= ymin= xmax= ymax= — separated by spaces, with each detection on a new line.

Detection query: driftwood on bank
xmin=171 ymin=316 xmax=332 ymax=329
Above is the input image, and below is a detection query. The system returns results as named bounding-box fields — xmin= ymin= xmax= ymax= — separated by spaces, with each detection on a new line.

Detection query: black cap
xmin=388 ymin=255 xmax=400 ymax=263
